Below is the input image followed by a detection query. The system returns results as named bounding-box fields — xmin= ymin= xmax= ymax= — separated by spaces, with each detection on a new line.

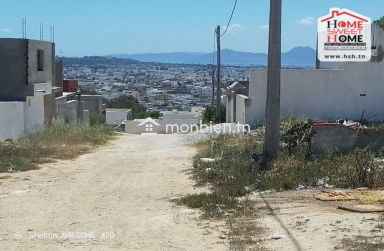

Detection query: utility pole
xmin=211 ymin=66 xmax=215 ymax=106
xmin=215 ymin=25 xmax=221 ymax=123
xmin=264 ymin=0 xmax=282 ymax=159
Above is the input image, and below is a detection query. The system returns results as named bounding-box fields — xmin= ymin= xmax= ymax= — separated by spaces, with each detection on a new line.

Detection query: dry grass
xmin=176 ymin=119 xmax=384 ymax=250
xmin=339 ymin=234 xmax=384 ymax=251
xmin=0 ymin=123 xmax=115 ymax=173
xmin=228 ymin=198 xmax=267 ymax=251
xmin=177 ymin=133 xmax=267 ymax=250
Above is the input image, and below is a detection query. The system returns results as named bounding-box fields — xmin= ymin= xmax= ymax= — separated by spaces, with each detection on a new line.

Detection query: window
xmin=37 ymin=49 xmax=44 ymax=71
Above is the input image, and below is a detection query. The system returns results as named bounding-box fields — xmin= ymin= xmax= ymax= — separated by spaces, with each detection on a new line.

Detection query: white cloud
xmin=211 ymin=24 xmax=245 ymax=35
xmin=260 ymin=24 xmax=269 ymax=31
xmin=221 ymin=24 xmax=245 ymax=35
xmin=297 ymin=17 xmax=315 ymax=26
xmin=1 ymin=28 xmax=11 ymax=33
xmin=227 ymin=23 xmax=243 ymax=32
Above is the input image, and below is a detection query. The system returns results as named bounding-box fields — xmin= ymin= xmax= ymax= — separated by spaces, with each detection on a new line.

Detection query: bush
xmin=202 ymin=105 xmax=226 ymax=123
xmin=281 ymin=118 xmax=313 ymax=156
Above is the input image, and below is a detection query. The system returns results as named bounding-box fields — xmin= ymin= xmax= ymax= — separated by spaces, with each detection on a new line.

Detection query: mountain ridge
xmin=113 ymin=46 xmax=316 ymax=66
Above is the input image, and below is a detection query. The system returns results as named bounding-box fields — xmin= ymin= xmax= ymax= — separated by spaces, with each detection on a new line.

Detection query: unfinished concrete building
xmin=0 ymin=38 xmax=91 ymax=140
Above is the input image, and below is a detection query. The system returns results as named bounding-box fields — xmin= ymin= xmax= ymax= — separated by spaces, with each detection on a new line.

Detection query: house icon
xmin=137 ymin=117 xmax=160 ymax=132
xmin=320 ymin=8 xmax=368 ymax=23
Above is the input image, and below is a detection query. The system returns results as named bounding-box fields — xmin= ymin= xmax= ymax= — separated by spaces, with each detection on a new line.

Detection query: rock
xmin=270 ymin=234 xmax=283 ymax=240
xmin=219 ymin=234 xmax=226 ymax=239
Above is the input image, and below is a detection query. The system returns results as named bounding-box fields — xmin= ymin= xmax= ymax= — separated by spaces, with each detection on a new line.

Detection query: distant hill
xmin=60 ymin=56 xmax=139 ymax=66
xmin=114 ymin=47 xmax=316 ymax=66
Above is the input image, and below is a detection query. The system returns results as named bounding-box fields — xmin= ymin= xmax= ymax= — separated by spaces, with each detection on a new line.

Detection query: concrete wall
xmin=311 ymin=125 xmax=384 ymax=155
xmin=247 ymin=60 xmax=384 ymax=124
xmin=0 ymin=95 xmax=46 ymax=141
xmin=77 ymin=101 xmax=85 ymax=123
xmin=83 ymin=110 xmax=90 ymax=126
xmin=24 ymin=95 xmax=45 ymax=134
xmin=55 ymin=60 xmax=64 ymax=97
xmin=27 ymin=40 xmax=54 ymax=85
xmin=226 ymin=94 xmax=234 ymax=123
xmin=0 ymin=102 xmax=25 ymax=140
xmin=54 ymin=96 xmax=67 ymax=121
xmin=54 ymin=95 xmax=90 ymax=125
xmin=0 ymin=39 xmax=55 ymax=102
xmin=33 ymin=82 xmax=52 ymax=96
xmin=106 ymin=109 xmax=132 ymax=125
xmin=245 ymin=25 xmax=384 ymax=125
xmin=235 ymin=94 xmax=250 ymax=125
xmin=162 ymin=112 xmax=199 ymax=120
xmin=64 ymin=100 xmax=78 ymax=123
xmin=82 ymin=95 xmax=104 ymax=115
xmin=44 ymin=93 xmax=55 ymax=125
xmin=0 ymin=39 xmax=28 ymax=101
xmin=55 ymin=96 xmax=78 ymax=123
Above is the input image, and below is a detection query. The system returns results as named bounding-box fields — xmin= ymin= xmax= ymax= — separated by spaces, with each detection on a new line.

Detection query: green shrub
xmin=90 ymin=114 xmax=106 ymax=125
xmin=202 ymin=105 xmax=226 ymax=124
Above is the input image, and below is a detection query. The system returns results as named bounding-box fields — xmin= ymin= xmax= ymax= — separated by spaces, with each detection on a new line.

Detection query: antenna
xmin=40 ymin=22 xmax=44 ymax=40
xmin=49 ymin=25 xmax=51 ymax=41
xmin=22 ymin=18 xmax=27 ymax=38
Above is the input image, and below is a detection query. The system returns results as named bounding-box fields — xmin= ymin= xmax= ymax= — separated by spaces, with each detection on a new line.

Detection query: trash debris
xmin=374 ymin=158 xmax=384 ymax=169
xmin=219 ymin=234 xmax=227 ymax=239
xmin=200 ymin=158 xmax=216 ymax=163
xmin=338 ymin=204 xmax=384 ymax=213
xmin=314 ymin=191 xmax=358 ymax=201
xmin=356 ymin=191 xmax=384 ymax=203
xmin=297 ymin=183 xmax=308 ymax=190
xmin=316 ymin=177 xmax=333 ymax=188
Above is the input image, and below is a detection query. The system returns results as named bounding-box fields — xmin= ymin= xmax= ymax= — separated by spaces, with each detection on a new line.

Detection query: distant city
xmin=62 ymin=46 xmax=315 ymax=112
xmin=63 ymin=58 xmax=249 ymax=111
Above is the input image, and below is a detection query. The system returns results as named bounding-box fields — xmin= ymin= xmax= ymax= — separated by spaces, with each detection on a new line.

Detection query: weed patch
xmin=176 ymin=192 xmax=237 ymax=218
xmin=0 ymin=123 xmax=115 ymax=173
xmin=177 ymin=119 xmax=384 ymax=250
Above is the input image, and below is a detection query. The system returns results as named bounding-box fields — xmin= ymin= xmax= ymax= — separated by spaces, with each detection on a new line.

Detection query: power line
xmin=220 ymin=0 xmax=238 ymax=37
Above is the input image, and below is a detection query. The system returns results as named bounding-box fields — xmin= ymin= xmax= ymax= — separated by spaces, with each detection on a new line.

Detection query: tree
xmin=106 ymin=95 xmax=159 ymax=119
xmin=375 ymin=16 xmax=384 ymax=29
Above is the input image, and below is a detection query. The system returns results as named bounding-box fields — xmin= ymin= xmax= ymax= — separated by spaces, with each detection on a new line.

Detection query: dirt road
xmin=253 ymin=190 xmax=384 ymax=251
xmin=0 ymin=134 xmax=227 ymax=250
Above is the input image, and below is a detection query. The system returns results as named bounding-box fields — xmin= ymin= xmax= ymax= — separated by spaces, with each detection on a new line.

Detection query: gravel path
xmin=0 ymin=134 xmax=227 ymax=250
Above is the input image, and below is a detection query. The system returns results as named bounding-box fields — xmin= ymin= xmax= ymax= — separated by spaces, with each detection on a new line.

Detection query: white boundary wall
xmin=0 ymin=95 xmax=46 ymax=141
xmin=246 ymin=61 xmax=384 ymax=125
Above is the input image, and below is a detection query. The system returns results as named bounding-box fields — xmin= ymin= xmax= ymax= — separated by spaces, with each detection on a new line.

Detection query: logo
xmin=317 ymin=8 xmax=371 ymax=62
xmin=137 ymin=117 xmax=160 ymax=133
xmin=165 ymin=121 xmax=250 ymax=134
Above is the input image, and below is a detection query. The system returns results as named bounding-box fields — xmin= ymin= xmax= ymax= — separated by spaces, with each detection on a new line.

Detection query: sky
xmin=0 ymin=0 xmax=383 ymax=56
